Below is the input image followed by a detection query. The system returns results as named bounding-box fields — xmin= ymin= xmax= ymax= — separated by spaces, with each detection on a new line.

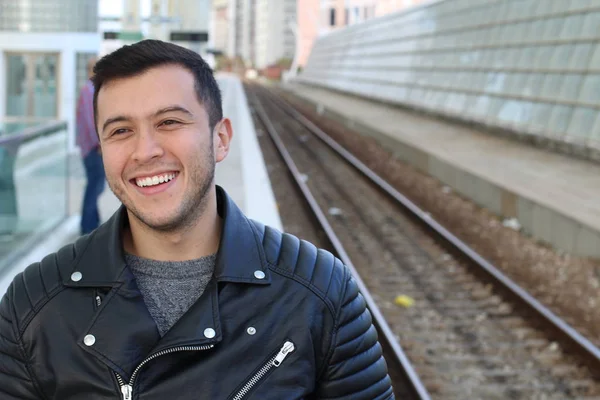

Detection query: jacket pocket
xmin=229 ymin=340 xmax=295 ymax=400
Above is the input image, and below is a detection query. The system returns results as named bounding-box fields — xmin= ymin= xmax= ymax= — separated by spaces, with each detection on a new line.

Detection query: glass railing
xmin=0 ymin=120 xmax=68 ymax=275
xmin=0 ymin=121 xmax=41 ymax=136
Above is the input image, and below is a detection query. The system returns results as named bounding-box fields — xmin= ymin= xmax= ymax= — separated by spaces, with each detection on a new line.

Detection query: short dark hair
xmin=92 ymin=39 xmax=222 ymax=132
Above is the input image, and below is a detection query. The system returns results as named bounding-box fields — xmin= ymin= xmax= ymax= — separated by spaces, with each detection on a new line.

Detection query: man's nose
xmin=132 ymin=128 xmax=164 ymax=163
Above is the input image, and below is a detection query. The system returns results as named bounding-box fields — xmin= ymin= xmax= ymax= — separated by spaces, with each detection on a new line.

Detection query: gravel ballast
xmin=277 ymin=88 xmax=600 ymax=344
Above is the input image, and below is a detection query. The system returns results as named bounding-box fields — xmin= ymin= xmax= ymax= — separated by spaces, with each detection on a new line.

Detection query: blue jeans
xmin=81 ymin=149 xmax=106 ymax=235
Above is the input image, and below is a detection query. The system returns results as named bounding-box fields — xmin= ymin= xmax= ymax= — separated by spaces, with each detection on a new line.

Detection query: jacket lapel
xmin=77 ymin=267 xmax=160 ymax=380
xmin=142 ymin=187 xmax=274 ymax=352
xmin=213 ymin=186 xmax=272 ymax=285
xmin=63 ymin=186 xmax=272 ymax=379
xmin=151 ymin=278 xmax=221 ymax=354
xmin=63 ymin=204 xmax=157 ymax=379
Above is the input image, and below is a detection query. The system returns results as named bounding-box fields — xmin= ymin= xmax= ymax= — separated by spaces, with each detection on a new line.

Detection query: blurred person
xmin=0 ymin=40 xmax=393 ymax=399
xmin=77 ymin=56 xmax=106 ymax=235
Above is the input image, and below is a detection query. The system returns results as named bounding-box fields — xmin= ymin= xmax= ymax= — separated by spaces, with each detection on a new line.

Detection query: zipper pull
xmin=273 ymin=341 xmax=295 ymax=367
xmin=121 ymin=384 xmax=133 ymax=400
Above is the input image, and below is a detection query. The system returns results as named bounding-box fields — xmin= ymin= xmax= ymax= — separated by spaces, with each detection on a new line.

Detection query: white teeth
xmin=135 ymin=173 xmax=176 ymax=187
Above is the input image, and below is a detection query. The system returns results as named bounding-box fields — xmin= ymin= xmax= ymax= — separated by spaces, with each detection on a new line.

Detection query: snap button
xmin=204 ymin=328 xmax=216 ymax=339
xmin=84 ymin=334 xmax=96 ymax=346
xmin=71 ymin=271 xmax=83 ymax=282
xmin=247 ymin=327 xmax=256 ymax=335
xmin=254 ymin=270 xmax=265 ymax=280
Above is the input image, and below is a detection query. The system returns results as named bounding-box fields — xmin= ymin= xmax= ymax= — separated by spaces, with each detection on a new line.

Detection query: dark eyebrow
xmin=101 ymin=106 xmax=193 ymax=134
xmin=154 ymin=106 xmax=194 ymax=118
xmin=102 ymin=116 xmax=132 ymax=134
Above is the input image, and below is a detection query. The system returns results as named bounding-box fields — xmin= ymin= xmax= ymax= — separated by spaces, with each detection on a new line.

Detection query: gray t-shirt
xmin=126 ymin=253 xmax=216 ymax=336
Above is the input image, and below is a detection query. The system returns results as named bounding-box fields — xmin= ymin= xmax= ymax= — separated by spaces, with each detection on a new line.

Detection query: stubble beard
xmin=108 ymin=141 xmax=216 ymax=233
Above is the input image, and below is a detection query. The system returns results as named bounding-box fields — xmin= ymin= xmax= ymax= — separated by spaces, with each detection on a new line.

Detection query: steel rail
xmin=258 ymin=84 xmax=600 ymax=374
xmin=250 ymin=89 xmax=432 ymax=400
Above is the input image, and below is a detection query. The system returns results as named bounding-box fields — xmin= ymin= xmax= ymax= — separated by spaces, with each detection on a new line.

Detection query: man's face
xmin=96 ymin=64 xmax=220 ymax=232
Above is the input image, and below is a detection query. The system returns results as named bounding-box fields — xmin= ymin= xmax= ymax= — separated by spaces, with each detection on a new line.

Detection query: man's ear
xmin=214 ymin=118 xmax=233 ymax=163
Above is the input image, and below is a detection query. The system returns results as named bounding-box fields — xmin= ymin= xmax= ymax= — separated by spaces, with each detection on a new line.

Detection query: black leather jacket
xmin=0 ymin=187 xmax=393 ymax=399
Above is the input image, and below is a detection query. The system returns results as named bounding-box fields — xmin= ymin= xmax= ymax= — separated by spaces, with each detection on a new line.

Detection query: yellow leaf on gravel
xmin=394 ymin=295 xmax=415 ymax=308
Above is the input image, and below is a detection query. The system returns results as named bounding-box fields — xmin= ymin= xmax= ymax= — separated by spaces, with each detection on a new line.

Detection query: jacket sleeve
xmin=316 ymin=271 xmax=394 ymax=399
xmin=0 ymin=284 xmax=43 ymax=399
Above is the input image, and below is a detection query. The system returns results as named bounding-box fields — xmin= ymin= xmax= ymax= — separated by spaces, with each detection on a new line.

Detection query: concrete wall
xmin=299 ymin=0 xmax=600 ymax=158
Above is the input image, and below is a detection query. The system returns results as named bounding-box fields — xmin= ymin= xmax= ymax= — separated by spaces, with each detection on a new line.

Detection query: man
xmin=0 ymin=40 xmax=393 ymax=399
xmin=76 ymin=56 xmax=106 ymax=234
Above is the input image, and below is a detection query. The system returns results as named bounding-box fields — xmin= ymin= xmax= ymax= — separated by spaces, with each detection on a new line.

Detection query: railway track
xmin=244 ymin=83 xmax=600 ymax=400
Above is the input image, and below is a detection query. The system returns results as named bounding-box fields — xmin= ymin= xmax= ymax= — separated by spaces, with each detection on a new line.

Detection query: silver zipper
xmin=95 ymin=295 xmax=102 ymax=307
xmin=115 ymin=344 xmax=214 ymax=400
xmin=232 ymin=341 xmax=295 ymax=400
xmin=120 ymin=384 xmax=132 ymax=400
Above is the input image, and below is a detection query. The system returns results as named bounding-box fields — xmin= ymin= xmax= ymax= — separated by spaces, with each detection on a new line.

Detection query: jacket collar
xmin=63 ymin=185 xmax=272 ymax=288
xmin=67 ymin=186 xmax=272 ymax=379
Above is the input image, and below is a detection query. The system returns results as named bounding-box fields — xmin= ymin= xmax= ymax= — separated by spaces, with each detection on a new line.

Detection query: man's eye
xmin=161 ymin=120 xmax=180 ymax=126
xmin=113 ymin=128 xmax=129 ymax=135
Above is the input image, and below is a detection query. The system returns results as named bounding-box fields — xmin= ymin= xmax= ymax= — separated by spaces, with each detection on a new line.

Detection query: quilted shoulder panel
xmin=255 ymin=222 xmax=347 ymax=312
xmin=7 ymin=238 xmax=84 ymax=335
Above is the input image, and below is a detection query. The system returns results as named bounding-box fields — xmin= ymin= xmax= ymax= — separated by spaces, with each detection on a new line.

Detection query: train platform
xmin=280 ymin=82 xmax=600 ymax=259
xmin=0 ymin=74 xmax=281 ymax=296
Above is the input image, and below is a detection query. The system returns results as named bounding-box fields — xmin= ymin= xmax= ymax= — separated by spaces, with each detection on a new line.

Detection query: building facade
xmin=254 ymin=0 xmax=297 ymax=69
xmin=374 ymin=0 xmax=429 ymax=17
xmin=226 ymin=0 xmax=256 ymax=66
xmin=210 ymin=0 xmax=230 ymax=55
xmin=166 ymin=0 xmax=211 ymax=56
xmin=0 ymin=0 xmax=101 ymax=151
xmin=102 ymin=0 xmax=212 ymax=64
xmin=298 ymin=0 xmax=430 ymax=66
xmin=217 ymin=0 xmax=297 ymax=69
xmin=241 ymin=0 xmax=256 ymax=65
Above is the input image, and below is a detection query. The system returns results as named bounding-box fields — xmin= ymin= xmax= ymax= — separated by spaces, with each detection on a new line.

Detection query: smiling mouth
xmin=133 ymin=172 xmax=179 ymax=188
